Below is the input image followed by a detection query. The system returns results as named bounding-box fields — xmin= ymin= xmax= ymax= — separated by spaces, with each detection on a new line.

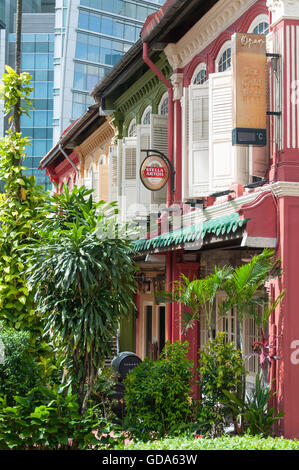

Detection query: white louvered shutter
xmin=122 ymin=137 xmax=137 ymax=219
xmin=182 ymin=86 xmax=189 ymax=199
xmin=93 ymin=170 xmax=100 ymax=202
xmin=209 ymin=71 xmax=249 ymax=191
xmin=189 ymin=82 xmax=209 ymax=196
xmin=83 ymin=176 xmax=92 ymax=190
xmin=137 ymin=124 xmax=151 ymax=210
xmin=150 ymin=114 xmax=168 ymax=204
xmin=108 ymin=145 xmax=118 ymax=203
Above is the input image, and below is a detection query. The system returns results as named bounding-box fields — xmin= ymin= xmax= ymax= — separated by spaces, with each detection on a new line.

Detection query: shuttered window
xmin=124 ymin=146 xmax=136 ymax=180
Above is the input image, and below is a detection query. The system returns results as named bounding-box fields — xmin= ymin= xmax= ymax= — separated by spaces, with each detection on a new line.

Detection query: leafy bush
xmin=0 ymin=385 xmax=105 ymax=450
xmin=0 ymin=326 xmax=41 ymax=404
xmin=124 ymin=341 xmax=194 ymax=440
xmin=119 ymin=434 xmax=299 ymax=450
xmin=222 ymin=374 xmax=283 ymax=436
xmin=196 ymin=333 xmax=244 ymax=436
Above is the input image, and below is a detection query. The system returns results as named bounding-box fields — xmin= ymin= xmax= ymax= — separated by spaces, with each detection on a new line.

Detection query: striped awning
xmin=134 ymin=213 xmax=249 ymax=252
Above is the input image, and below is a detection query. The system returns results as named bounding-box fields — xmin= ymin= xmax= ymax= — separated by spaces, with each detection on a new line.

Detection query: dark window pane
xmin=36 ymin=42 xmax=49 ymax=52
xmin=34 ymin=128 xmax=47 ymax=139
xmin=22 ymin=42 xmax=35 ymax=52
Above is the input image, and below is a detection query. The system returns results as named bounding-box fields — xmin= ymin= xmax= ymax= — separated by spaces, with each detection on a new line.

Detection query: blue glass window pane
xmin=48 ymin=54 xmax=54 ymax=68
xmin=34 ymin=128 xmax=47 ymax=139
xmin=74 ymin=71 xmax=86 ymax=89
xmin=34 ymin=82 xmax=48 ymax=98
xmin=114 ymin=0 xmax=124 ymax=15
xmin=22 ymin=54 xmax=35 ymax=69
xmin=125 ymin=3 xmax=136 ymax=18
xmin=124 ymin=24 xmax=135 ymax=41
xmin=113 ymin=21 xmax=123 ymax=38
xmin=89 ymin=13 xmax=101 ymax=32
xmin=48 ymin=83 xmax=54 ymax=98
xmin=136 ymin=5 xmax=147 ymax=22
xmin=36 ymin=42 xmax=49 ymax=52
xmin=101 ymin=17 xmax=113 ymax=35
xmin=76 ymin=41 xmax=88 ymax=59
xmin=78 ymin=11 xmax=89 ymax=29
xmin=35 ymin=70 xmax=48 ymax=81
xmin=34 ymin=111 xmax=47 ymax=126
xmin=21 ymin=112 xmax=33 ymax=126
xmin=33 ymin=140 xmax=47 ymax=156
xmin=22 ymin=42 xmax=35 ymax=52
xmin=102 ymin=0 xmax=114 ymax=13
xmin=47 ymin=111 xmax=53 ymax=126
xmin=72 ymin=102 xmax=86 ymax=120
xmin=86 ymin=74 xmax=98 ymax=90
xmin=25 ymin=145 xmax=32 ymax=157
xmin=35 ymin=54 xmax=49 ymax=69
xmin=111 ymin=50 xmax=122 ymax=65
xmin=100 ymin=47 xmax=111 ymax=65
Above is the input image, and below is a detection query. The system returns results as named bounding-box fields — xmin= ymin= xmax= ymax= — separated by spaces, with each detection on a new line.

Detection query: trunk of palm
xmin=14 ymin=0 xmax=22 ymax=137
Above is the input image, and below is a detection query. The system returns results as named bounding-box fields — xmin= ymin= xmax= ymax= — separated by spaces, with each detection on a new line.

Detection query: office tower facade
xmin=1 ymin=0 xmax=55 ymax=189
xmin=53 ymin=0 xmax=164 ymax=143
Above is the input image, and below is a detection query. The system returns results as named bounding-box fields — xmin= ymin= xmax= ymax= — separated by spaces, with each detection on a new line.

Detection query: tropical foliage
xmin=124 ymin=341 xmax=194 ymax=440
xmin=25 ymin=184 xmax=137 ymax=414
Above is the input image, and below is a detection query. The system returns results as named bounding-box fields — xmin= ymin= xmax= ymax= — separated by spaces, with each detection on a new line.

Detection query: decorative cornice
xmin=114 ymin=56 xmax=171 ymax=114
xmin=164 ymin=0 xmax=258 ymax=70
xmin=78 ymin=121 xmax=114 ymax=159
xmin=267 ymin=0 xmax=299 ymax=25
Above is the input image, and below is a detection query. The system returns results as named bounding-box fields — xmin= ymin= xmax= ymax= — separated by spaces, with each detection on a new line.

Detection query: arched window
xmin=158 ymin=92 xmax=168 ymax=115
xmin=192 ymin=63 xmax=207 ymax=85
xmin=142 ymin=106 xmax=152 ymax=125
xmin=217 ymin=45 xmax=231 ymax=72
xmin=253 ymin=22 xmax=269 ymax=35
xmin=128 ymin=118 xmax=137 ymax=137
xmin=248 ymin=15 xmax=269 ymax=35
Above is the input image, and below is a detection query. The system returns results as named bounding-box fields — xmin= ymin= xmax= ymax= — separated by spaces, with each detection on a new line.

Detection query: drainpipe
xmin=143 ymin=42 xmax=175 ymax=345
xmin=59 ymin=144 xmax=79 ymax=176
xmin=143 ymin=42 xmax=174 ymax=206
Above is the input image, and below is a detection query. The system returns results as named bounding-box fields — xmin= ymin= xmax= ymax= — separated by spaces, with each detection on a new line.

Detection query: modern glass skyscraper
xmin=53 ymin=0 xmax=164 ymax=142
xmin=0 ymin=0 xmax=164 ymax=188
xmin=1 ymin=0 xmax=55 ymax=189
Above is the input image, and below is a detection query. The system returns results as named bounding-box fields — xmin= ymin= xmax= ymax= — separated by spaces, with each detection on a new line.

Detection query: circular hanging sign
xmin=140 ymin=155 xmax=169 ymax=191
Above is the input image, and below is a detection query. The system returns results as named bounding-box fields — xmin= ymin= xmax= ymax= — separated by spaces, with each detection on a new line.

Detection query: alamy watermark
xmin=95 ymin=198 xmax=204 ymax=250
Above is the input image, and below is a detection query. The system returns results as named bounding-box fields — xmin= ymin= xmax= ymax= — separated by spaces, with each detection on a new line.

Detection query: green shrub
xmin=196 ymin=332 xmax=244 ymax=436
xmin=119 ymin=434 xmax=299 ymax=450
xmin=0 ymin=385 xmax=105 ymax=450
xmin=0 ymin=326 xmax=41 ymax=404
xmin=222 ymin=374 xmax=283 ymax=436
xmin=123 ymin=341 xmax=194 ymax=440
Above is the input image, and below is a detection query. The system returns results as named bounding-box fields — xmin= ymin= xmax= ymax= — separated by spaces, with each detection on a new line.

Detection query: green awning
xmin=134 ymin=213 xmax=249 ymax=252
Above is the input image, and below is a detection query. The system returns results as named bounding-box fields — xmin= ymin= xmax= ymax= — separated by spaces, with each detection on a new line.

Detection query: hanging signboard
xmin=232 ymin=32 xmax=267 ymax=146
xmin=140 ymin=154 xmax=169 ymax=191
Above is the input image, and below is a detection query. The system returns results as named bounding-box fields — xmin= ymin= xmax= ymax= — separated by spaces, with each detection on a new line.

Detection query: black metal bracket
xmin=141 ymin=149 xmax=175 ymax=193
xmin=266 ymin=53 xmax=281 ymax=58
xmin=267 ymin=111 xmax=281 ymax=116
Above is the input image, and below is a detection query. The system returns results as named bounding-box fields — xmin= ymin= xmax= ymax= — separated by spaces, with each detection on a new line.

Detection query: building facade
xmin=1 ymin=0 xmax=55 ymax=190
xmin=41 ymin=0 xmax=299 ymax=438
xmin=52 ymin=0 xmax=164 ymax=143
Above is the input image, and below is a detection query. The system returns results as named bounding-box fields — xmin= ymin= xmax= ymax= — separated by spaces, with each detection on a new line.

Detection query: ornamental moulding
xmin=164 ymin=0 xmax=257 ymax=70
xmin=266 ymin=0 xmax=299 ymax=25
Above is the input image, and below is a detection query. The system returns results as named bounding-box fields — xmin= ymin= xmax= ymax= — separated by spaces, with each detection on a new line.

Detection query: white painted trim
xmin=247 ymin=14 xmax=269 ymax=33
xmin=164 ymin=0 xmax=257 ymax=70
xmin=241 ymin=236 xmax=277 ymax=247
xmin=181 ymin=181 xmax=299 ymax=226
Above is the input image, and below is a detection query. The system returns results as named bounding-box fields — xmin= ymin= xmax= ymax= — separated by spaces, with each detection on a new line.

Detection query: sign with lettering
xmin=140 ymin=155 xmax=169 ymax=191
xmin=232 ymin=32 xmax=267 ymax=146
